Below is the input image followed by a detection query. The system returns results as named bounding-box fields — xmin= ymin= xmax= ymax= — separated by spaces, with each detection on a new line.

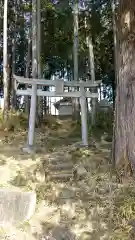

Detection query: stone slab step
xmin=48 ymin=158 xmax=72 ymax=165
xmin=0 ymin=188 xmax=36 ymax=226
xmin=47 ymin=169 xmax=73 ymax=175
xmin=48 ymin=163 xmax=73 ymax=171
xmin=48 ymin=173 xmax=73 ymax=181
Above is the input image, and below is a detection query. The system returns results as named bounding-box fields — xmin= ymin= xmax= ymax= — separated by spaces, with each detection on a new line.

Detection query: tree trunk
xmin=113 ymin=0 xmax=135 ymax=176
xmin=3 ymin=0 xmax=10 ymax=120
xmin=111 ymin=0 xmax=118 ymax=109
xmin=87 ymin=34 xmax=97 ymax=125
xmin=73 ymin=0 xmax=80 ymax=121
xmin=25 ymin=24 xmax=31 ymax=115
xmin=11 ymin=35 xmax=17 ymax=110
xmin=27 ymin=0 xmax=37 ymax=147
xmin=37 ymin=0 xmax=43 ymax=120
xmin=8 ymin=49 xmax=12 ymax=107
xmin=84 ymin=6 xmax=97 ymax=125
xmin=11 ymin=0 xmax=17 ymax=110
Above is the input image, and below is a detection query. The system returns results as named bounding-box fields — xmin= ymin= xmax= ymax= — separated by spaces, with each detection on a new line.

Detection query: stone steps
xmin=45 ymin=153 xmax=74 ymax=181
xmin=48 ymin=162 xmax=73 ymax=171
xmin=48 ymin=156 xmax=72 ymax=164
xmin=45 ymin=141 xmax=111 ymax=182
xmin=47 ymin=172 xmax=73 ymax=181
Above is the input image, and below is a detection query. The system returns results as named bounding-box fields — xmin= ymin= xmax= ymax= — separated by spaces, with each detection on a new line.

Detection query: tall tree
xmin=73 ymin=0 xmax=80 ymax=120
xmin=27 ymin=0 xmax=37 ymax=149
xmin=3 ymin=0 xmax=10 ymax=119
xmin=113 ymin=0 xmax=135 ymax=175
xmin=73 ymin=0 xmax=79 ymax=83
xmin=84 ymin=6 xmax=96 ymax=125
xmin=11 ymin=0 xmax=17 ymax=109
xmin=37 ymin=0 xmax=42 ymax=119
xmin=25 ymin=17 xmax=31 ymax=114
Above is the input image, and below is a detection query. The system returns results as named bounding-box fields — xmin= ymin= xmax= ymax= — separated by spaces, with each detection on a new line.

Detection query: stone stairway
xmin=44 ymin=154 xmax=74 ymax=182
xmin=43 ymin=138 xmax=112 ymax=182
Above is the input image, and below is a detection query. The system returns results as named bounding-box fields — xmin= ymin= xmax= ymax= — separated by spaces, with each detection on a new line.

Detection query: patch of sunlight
xmin=0 ymin=165 xmax=18 ymax=185
xmin=34 ymin=201 xmax=58 ymax=220
xmin=46 ymin=211 xmax=61 ymax=226
xmin=71 ymin=222 xmax=93 ymax=238
xmin=0 ymin=225 xmax=35 ymax=240
xmin=61 ymin=202 xmax=76 ymax=218
xmin=30 ymin=201 xmax=57 ymax=227
xmin=30 ymin=204 xmax=60 ymax=236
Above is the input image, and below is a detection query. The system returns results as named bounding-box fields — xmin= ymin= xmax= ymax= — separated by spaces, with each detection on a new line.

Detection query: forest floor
xmin=0 ymin=118 xmax=135 ymax=240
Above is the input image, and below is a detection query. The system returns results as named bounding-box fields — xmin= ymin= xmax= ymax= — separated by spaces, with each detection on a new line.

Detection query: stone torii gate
xmin=14 ymin=75 xmax=101 ymax=153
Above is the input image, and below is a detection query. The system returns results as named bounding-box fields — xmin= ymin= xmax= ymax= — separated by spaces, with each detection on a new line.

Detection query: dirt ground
xmin=0 ymin=120 xmax=134 ymax=240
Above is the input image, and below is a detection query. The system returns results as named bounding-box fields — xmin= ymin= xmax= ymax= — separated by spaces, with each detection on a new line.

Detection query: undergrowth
xmin=90 ymin=109 xmax=113 ymax=141
xmin=0 ymin=110 xmax=28 ymax=131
